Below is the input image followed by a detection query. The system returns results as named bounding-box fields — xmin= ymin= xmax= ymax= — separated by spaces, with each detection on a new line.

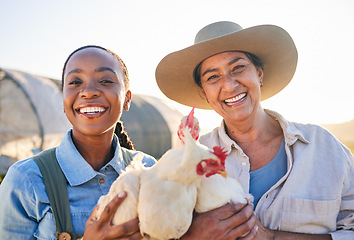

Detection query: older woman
xmin=156 ymin=21 xmax=354 ymax=240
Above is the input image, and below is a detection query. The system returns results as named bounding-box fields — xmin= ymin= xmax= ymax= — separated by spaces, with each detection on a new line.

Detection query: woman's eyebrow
xmin=228 ymin=57 xmax=244 ymax=66
xmin=66 ymin=69 xmax=82 ymax=77
xmin=201 ymin=68 xmax=218 ymax=77
xmin=96 ymin=67 xmax=117 ymax=75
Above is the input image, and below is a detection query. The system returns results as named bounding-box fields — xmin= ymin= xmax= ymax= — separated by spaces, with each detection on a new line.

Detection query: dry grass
xmin=321 ymin=121 xmax=354 ymax=155
xmin=345 ymin=142 xmax=354 ymax=154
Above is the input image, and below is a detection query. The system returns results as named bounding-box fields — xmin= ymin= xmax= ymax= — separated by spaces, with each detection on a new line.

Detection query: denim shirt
xmin=199 ymin=109 xmax=354 ymax=240
xmin=0 ymin=130 xmax=156 ymax=240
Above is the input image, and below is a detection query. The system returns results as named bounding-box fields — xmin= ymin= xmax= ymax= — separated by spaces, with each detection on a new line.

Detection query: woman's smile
xmin=75 ymin=105 xmax=108 ymax=118
xmin=223 ymin=92 xmax=247 ymax=106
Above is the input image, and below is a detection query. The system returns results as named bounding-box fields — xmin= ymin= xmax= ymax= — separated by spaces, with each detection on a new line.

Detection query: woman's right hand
xmin=82 ymin=191 xmax=142 ymax=240
xmin=182 ymin=202 xmax=258 ymax=240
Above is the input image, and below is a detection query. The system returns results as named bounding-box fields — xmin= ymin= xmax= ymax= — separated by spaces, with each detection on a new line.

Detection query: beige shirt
xmin=199 ymin=109 xmax=354 ymax=240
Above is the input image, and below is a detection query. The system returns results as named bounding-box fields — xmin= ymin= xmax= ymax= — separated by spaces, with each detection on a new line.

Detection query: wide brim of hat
xmin=155 ymin=24 xmax=298 ymax=110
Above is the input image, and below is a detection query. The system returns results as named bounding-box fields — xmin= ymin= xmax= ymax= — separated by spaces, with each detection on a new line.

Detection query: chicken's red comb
xmin=212 ymin=146 xmax=228 ymax=166
xmin=186 ymin=105 xmax=196 ymax=129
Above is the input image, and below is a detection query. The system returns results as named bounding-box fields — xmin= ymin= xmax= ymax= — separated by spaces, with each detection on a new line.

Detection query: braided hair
xmin=61 ymin=45 xmax=135 ymax=150
xmin=115 ymin=121 xmax=135 ymax=150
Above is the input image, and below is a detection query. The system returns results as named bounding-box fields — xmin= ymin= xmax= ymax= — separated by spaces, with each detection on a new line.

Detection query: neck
xmin=224 ymin=108 xmax=283 ymax=171
xmin=71 ymin=129 xmax=115 ymax=171
xmin=224 ymin=108 xmax=281 ymax=145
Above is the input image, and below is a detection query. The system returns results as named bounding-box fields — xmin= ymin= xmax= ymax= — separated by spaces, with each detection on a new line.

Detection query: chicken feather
xmin=196 ymin=174 xmax=252 ymax=213
xmin=96 ymin=153 xmax=146 ymax=225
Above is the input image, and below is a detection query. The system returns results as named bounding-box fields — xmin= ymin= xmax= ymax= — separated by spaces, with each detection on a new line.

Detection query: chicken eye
xmin=209 ymin=161 xmax=216 ymax=166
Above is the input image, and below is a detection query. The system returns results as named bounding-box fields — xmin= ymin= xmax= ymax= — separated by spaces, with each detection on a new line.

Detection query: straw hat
xmin=155 ymin=21 xmax=298 ymax=109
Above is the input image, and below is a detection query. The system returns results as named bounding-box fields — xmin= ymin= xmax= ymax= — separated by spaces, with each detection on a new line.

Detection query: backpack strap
xmin=120 ymin=147 xmax=134 ymax=167
xmin=33 ymin=148 xmax=83 ymax=240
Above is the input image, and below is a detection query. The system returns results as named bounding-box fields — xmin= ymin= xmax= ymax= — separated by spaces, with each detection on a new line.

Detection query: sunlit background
xmin=1 ymin=0 xmax=354 ymax=132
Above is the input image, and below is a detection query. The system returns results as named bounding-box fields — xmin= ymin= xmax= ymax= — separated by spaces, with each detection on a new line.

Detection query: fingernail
xmin=118 ymin=191 xmax=126 ymax=198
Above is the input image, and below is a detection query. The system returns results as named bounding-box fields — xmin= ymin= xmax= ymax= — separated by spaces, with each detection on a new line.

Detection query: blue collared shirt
xmin=0 ymin=130 xmax=156 ymax=240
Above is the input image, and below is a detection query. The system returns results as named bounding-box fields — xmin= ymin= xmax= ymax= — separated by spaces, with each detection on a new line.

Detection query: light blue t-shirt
xmin=0 ymin=129 xmax=156 ymax=240
xmin=249 ymin=138 xmax=287 ymax=207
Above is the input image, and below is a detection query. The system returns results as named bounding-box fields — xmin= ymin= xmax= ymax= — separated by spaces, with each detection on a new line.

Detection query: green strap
xmin=33 ymin=148 xmax=83 ymax=240
xmin=120 ymin=147 xmax=134 ymax=167
xmin=33 ymin=147 xmax=133 ymax=239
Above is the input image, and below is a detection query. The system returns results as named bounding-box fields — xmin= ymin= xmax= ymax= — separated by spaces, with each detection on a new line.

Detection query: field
xmin=346 ymin=142 xmax=354 ymax=154
xmin=321 ymin=120 xmax=354 ymax=154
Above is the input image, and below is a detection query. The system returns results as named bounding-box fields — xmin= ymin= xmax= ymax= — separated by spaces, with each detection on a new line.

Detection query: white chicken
xmin=195 ymin=173 xmax=252 ymax=213
xmin=95 ymin=153 xmax=145 ymax=225
xmin=96 ymin=107 xmax=228 ymax=240
xmin=137 ymin=126 xmax=227 ymax=239
xmin=192 ymin=132 xmax=251 ymax=212
xmin=176 ymin=106 xmax=251 ymax=213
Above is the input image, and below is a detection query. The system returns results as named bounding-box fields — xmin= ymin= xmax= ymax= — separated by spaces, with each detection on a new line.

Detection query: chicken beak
xmin=217 ymin=170 xmax=227 ymax=178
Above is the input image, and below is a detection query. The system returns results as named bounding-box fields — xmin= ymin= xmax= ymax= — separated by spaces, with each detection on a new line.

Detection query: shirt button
xmin=58 ymin=232 xmax=71 ymax=240
xmin=99 ymin=178 xmax=105 ymax=184
xmin=105 ymin=166 xmax=109 ymax=170
xmin=241 ymin=162 xmax=247 ymax=166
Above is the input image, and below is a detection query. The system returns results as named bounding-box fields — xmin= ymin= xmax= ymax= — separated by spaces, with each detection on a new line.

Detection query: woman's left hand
xmin=252 ymin=217 xmax=274 ymax=240
xmin=82 ymin=191 xmax=142 ymax=240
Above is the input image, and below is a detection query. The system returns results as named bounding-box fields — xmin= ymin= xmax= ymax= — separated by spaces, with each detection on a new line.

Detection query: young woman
xmin=156 ymin=21 xmax=354 ymax=240
xmin=0 ymin=45 xmax=156 ymax=239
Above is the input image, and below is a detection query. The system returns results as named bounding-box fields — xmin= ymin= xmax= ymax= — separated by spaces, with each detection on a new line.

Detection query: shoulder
xmin=291 ymin=122 xmax=353 ymax=167
xmin=123 ymin=148 xmax=157 ymax=167
xmin=293 ymin=122 xmax=331 ymax=136
xmin=4 ymin=157 xmax=41 ymax=183
xmin=2 ymin=157 xmax=46 ymax=194
xmin=0 ymin=157 xmax=47 ymax=209
xmin=293 ymin=122 xmax=344 ymax=147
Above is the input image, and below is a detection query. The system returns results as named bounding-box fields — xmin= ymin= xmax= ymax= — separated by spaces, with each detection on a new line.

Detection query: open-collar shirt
xmin=199 ymin=109 xmax=354 ymax=240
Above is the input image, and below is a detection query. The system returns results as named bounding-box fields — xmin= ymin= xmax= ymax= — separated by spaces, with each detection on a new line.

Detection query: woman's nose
xmin=222 ymin=74 xmax=239 ymax=91
xmin=80 ymin=81 xmax=100 ymax=98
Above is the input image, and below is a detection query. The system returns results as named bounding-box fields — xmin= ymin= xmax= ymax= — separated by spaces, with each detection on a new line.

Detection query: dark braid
xmin=62 ymin=45 xmax=134 ymax=150
xmin=115 ymin=121 xmax=135 ymax=150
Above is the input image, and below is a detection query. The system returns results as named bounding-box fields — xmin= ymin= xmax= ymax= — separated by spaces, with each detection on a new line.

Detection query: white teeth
xmin=225 ymin=93 xmax=246 ymax=103
xmin=79 ymin=107 xmax=106 ymax=114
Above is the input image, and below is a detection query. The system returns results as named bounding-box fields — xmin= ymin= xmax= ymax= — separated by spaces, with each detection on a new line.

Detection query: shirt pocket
xmin=281 ymin=197 xmax=340 ymax=234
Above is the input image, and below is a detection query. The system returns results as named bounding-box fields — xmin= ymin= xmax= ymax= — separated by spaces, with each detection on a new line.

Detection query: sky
xmin=1 ymin=0 xmax=354 ymax=132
